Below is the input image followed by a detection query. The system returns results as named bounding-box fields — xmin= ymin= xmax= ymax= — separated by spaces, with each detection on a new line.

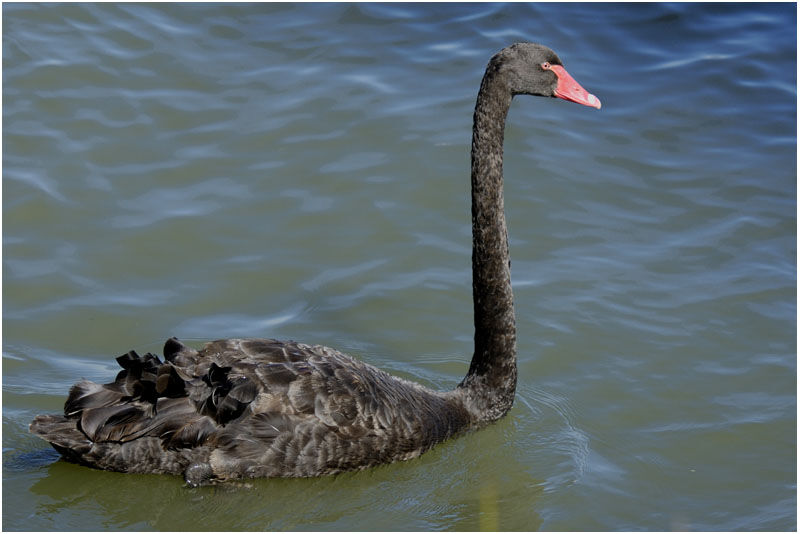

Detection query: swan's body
xmin=32 ymin=338 xmax=472 ymax=483
xmin=30 ymin=43 xmax=599 ymax=485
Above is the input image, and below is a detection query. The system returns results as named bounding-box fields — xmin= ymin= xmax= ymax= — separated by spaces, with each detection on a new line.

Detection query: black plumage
xmin=30 ymin=43 xmax=599 ymax=485
xmin=32 ymin=338 xmax=472 ymax=485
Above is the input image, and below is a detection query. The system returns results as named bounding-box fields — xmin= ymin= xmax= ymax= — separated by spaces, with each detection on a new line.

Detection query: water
xmin=3 ymin=2 xmax=795 ymax=531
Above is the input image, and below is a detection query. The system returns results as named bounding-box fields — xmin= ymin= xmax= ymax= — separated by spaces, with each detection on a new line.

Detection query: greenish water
xmin=3 ymin=3 xmax=796 ymax=531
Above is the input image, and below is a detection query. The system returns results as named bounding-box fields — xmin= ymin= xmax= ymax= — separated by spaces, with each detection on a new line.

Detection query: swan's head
xmin=494 ymin=42 xmax=601 ymax=109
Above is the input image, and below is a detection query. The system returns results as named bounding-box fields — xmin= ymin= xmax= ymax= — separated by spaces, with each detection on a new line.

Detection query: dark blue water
xmin=3 ymin=3 xmax=796 ymax=531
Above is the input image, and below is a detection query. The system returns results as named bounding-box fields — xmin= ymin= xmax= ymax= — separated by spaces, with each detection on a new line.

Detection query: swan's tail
xmin=29 ymin=413 xmax=91 ymax=462
xmin=28 ymin=338 xmax=226 ymax=474
xmin=29 ymin=375 xmax=129 ymax=463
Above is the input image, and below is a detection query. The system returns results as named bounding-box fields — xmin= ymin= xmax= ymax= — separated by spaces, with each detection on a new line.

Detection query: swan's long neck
xmin=458 ymin=64 xmax=517 ymax=422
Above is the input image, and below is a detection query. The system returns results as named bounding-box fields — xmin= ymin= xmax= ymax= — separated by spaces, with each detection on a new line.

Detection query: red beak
xmin=551 ymin=64 xmax=601 ymax=109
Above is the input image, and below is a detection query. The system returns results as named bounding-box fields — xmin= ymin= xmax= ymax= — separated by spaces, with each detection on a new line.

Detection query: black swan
xmin=30 ymin=43 xmax=600 ymax=486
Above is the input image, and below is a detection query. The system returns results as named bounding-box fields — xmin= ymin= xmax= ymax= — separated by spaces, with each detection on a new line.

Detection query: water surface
xmin=3 ymin=3 xmax=796 ymax=531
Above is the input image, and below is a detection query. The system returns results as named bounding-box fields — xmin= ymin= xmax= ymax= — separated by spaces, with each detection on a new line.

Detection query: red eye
xmin=541 ymin=62 xmax=551 ymax=70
